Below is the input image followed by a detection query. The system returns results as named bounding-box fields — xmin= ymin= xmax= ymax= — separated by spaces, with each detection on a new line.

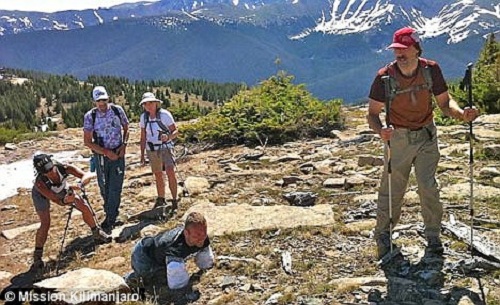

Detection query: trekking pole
xmin=56 ymin=193 xmax=75 ymax=275
xmin=168 ymin=142 xmax=189 ymax=197
xmin=78 ymin=181 xmax=98 ymax=223
xmin=461 ymin=63 xmax=474 ymax=258
xmin=382 ymin=75 xmax=394 ymax=255
xmin=98 ymin=154 xmax=106 ymax=187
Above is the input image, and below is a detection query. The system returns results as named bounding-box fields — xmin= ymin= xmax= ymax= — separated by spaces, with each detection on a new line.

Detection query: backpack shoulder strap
xmin=37 ymin=163 xmax=67 ymax=189
xmin=91 ymin=108 xmax=97 ymax=127
xmin=55 ymin=163 xmax=68 ymax=179
xmin=110 ymin=105 xmax=123 ymax=124
xmin=94 ymin=105 xmax=122 ymax=125
xmin=39 ymin=174 xmax=51 ymax=189
xmin=383 ymin=61 xmax=398 ymax=101
xmin=143 ymin=111 xmax=150 ymax=126
xmin=155 ymin=109 xmax=170 ymax=134
xmin=419 ymin=58 xmax=433 ymax=91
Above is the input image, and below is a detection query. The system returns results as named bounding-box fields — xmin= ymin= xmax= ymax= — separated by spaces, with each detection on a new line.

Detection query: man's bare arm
xmin=367 ymin=98 xmax=385 ymax=135
xmin=435 ymin=91 xmax=463 ymax=120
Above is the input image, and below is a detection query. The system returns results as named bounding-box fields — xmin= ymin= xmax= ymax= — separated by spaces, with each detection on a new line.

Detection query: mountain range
xmin=0 ymin=0 xmax=498 ymax=102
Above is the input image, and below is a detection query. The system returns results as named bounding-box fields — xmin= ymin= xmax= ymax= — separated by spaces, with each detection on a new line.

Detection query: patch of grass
xmin=340 ymin=220 xmax=375 ymax=236
xmin=450 ymin=241 xmax=469 ymax=252
xmin=278 ymin=291 xmax=296 ymax=304
xmin=67 ymin=251 xmax=85 ymax=270
xmin=488 ymin=298 xmax=500 ymax=305
xmin=210 ymin=292 xmax=238 ymax=305
xmin=493 ymin=269 xmax=500 ymax=279
xmin=0 ymin=128 xmax=57 ymax=144
xmin=300 ymin=281 xmax=337 ymax=295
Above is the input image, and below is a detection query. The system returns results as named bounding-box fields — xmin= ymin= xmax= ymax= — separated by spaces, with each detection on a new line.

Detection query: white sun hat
xmin=92 ymin=86 xmax=109 ymax=101
xmin=139 ymin=92 xmax=162 ymax=105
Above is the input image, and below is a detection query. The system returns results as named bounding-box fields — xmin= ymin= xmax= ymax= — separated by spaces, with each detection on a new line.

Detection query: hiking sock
xmin=32 ymin=247 xmax=44 ymax=269
xmin=92 ymin=226 xmax=112 ymax=243
xmin=33 ymin=247 xmax=43 ymax=261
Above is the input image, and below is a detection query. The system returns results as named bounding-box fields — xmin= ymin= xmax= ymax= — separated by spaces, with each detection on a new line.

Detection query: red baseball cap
xmin=388 ymin=27 xmax=420 ymax=49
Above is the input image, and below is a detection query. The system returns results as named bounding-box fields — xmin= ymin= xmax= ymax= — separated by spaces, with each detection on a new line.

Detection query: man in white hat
xmin=139 ymin=92 xmax=179 ymax=210
xmin=83 ymin=85 xmax=129 ymax=232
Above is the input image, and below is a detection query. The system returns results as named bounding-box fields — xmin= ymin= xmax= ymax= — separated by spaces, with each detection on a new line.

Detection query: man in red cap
xmin=367 ymin=27 xmax=479 ymax=260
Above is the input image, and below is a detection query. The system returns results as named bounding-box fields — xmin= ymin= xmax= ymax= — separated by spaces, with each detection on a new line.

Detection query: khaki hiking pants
xmin=374 ymin=123 xmax=442 ymax=241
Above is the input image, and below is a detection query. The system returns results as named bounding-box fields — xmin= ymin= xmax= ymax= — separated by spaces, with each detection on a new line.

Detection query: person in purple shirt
xmin=83 ymin=86 xmax=129 ymax=232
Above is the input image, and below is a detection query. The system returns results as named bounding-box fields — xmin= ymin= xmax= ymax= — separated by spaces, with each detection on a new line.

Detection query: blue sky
xmin=0 ymin=0 xmax=156 ymax=13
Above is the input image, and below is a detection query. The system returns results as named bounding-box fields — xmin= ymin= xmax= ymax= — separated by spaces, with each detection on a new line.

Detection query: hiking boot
xmin=31 ymin=257 xmax=45 ymax=273
xmin=101 ymin=219 xmax=110 ymax=231
xmin=171 ymin=198 xmax=178 ymax=211
xmin=376 ymin=235 xmax=398 ymax=260
xmin=124 ymin=271 xmax=143 ymax=290
xmin=92 ymin=227 xmax=112 ymax=243
xmin=426 ymin=236 xmax=444 ymax=254
xmin=154 ymin=197 xmax=166 ymax=208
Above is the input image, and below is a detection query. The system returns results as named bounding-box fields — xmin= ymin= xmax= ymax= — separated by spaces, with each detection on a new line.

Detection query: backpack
xmin=384 ymin=58 xmax=433 ymax=102
xmin=142 ymin=109 xmax=170 ymax=135
xmin=91 ymin=105 xmax=123 ymax=146
xmin=142 ymin=109 xmax=174 ymax=151
xmin=37 ymin=163 xmax=69 ymax=191
xmin=91 ymin=104 xmax=122 ymax=127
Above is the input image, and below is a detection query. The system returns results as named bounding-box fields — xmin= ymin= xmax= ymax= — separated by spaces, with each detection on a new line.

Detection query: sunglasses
xmin=42 ymin=166 xmax=54 ymax=174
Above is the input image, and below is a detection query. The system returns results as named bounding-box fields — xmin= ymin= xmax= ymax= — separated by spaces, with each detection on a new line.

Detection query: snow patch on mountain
xmin=291 ymin=0 xmax=499 ymax=44
xmin=19 ymin=17 xmax=32 ymax=28
xmin=1 ymin=16 xmax=17 ymax=23
xmin=94 ymin=11 xmax=104 ymax=24
xmin=52 ymin=20 xmax=68 ymax=30
xmin=290 ymin=0 xmax=392 ymax=39
xmin=73 ymin=20 xmax=85 ymax=28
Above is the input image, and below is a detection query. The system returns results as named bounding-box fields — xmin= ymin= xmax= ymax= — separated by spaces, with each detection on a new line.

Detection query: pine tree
xmin=474 ymin=33 xmax=499 ymax=114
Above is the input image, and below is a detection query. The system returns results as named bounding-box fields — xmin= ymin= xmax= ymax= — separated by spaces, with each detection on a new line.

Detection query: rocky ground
xmin=0 ymin=106 xmax=499 ymax=305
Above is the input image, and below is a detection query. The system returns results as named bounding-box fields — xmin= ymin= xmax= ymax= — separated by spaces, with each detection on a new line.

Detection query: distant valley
xmin=0 ymin=0 xmax=498 ymax=102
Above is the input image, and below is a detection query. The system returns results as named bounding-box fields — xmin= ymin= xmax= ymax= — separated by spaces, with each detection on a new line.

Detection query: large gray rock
xmin=4 ymin=143 xmax=17 ymax=151
xmin=184 ymin=176 xmax=210 ymax=195
xmin=358 ymin=155 xmax=384 ymax=167
xmin=441 ymin=183 xmax=500 ymax=200
xmin=34 ymin=268 xmax=130 ymax=304
xmin=185 ymin=200 xmax=334 ymax=236
xmin=282 ymin=191 xmax=317 ymax=206
xmin=2 ymin=223 xmax=40 ymax=240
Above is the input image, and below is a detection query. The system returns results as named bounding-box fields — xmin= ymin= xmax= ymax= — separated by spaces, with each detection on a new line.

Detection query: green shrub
xmin=181 ymin=72 xmax=343 ymax=146
xmin=0 ymin=127 xmax=54 ymax=145
xmin=0 ymin=127 xmax=21 ymax=144
xmin=169 ymin=104 xmax=202 ymax=121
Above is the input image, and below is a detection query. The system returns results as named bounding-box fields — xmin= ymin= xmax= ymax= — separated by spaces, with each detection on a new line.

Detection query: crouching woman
xmin=31 ymin=154 xmax=111 ymax=270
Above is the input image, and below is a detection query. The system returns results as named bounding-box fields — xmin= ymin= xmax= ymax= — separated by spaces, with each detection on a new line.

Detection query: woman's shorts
xmin=32 ymin=186 xmax=67 ymax=212
xmin=147 ymin=149 xmax=175 ymax=173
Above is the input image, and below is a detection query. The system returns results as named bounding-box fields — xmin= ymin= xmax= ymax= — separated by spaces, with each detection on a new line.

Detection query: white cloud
xmin=0 ymin=0 xmax=157 ymax=13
